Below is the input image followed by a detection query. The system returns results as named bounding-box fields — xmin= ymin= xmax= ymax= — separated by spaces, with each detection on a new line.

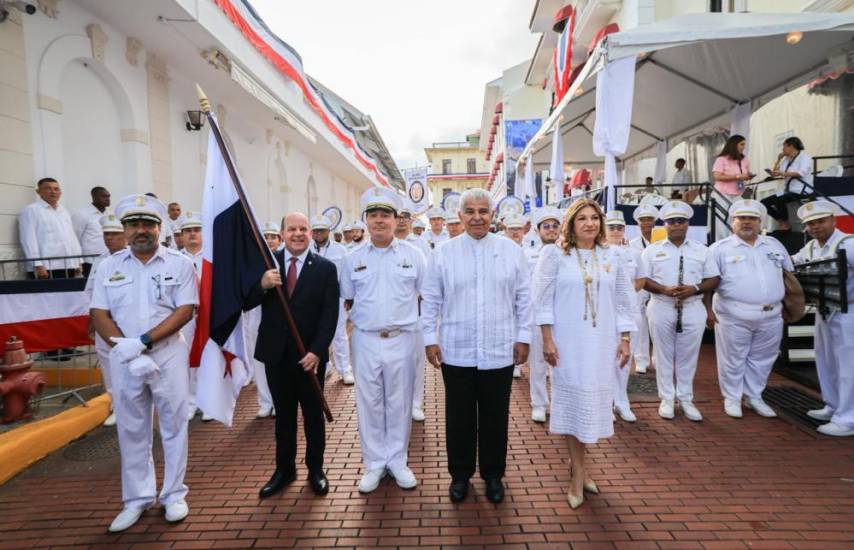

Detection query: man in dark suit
xmin=246 ymin=212 xmax=339 ymax=498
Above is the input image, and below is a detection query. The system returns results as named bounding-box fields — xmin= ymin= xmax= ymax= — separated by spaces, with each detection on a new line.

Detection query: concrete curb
xmin=0 ymin=393 xmax=110 ymax=485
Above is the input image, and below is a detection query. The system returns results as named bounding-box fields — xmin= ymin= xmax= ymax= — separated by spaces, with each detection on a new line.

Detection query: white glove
xmin=109 ymin=336 xmax=147 ymax=363
xmin=127 ymin=355 xmax=160 ymax=377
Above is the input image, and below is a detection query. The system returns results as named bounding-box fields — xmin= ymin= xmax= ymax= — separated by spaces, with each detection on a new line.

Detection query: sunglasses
xmin=664 ymin=217 xmax=689 ymax=225
xmin=540 ymin=222 xmax=560 ymax=230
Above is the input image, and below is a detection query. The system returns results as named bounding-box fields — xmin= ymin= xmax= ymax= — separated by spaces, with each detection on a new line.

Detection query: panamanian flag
xmin=190 ymin=113 xmax=270 ymax=426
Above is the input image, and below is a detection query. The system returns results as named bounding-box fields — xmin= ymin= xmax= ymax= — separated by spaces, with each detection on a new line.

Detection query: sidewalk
xmin=0 ymin=345 xmax=852 ymax=549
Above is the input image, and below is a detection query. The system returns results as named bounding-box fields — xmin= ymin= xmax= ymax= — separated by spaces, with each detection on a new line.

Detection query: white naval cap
xmin=412 ymin=218 xmax=426 ymax=229
xmin=342 ymin=222 xmax=353 ymax=232
xmin=99 ymin=213 xmax=123 ymax=233
xmin=659 ymin=200 xmax=693 ymax=221
xmin=427 ymin=207 xmax=445 ymax=219
xmin=605 ymin=210 xmax=627 ymax=226
xmin=310 ymin=214 xmax=332 ymax=230
xmin=728 ymin=199 xmax=766 ymax=220
xmin=797 ymin=199 xmax=839 ymax=223
xmin=504 ymin=214 xmax=525 ymax=229
xmin=444 ymin=211 xmax=461 ymax=224
xmin=115 ymin=194 xmax=168 ymax=224
xmin=352 ymin=220 xmax=368 ymax=231
xmin=180 ymin=210 xmax=202 ymax=230
xmin=398 ymin=204 xmax=413 ymax=216
xmin=533 ymin=206 xmax=561 ymax=227
xmin=361 ymin=187 xmax=402 ymax=214
xmin=633 ymin=203 xmax=659 ymax=222
xmin=262 ymin=221 xmax=280 ymax=236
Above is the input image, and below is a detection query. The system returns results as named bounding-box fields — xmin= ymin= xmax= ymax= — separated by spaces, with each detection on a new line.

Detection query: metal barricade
xmin=0 ymin=254 xmax=99 ymax=281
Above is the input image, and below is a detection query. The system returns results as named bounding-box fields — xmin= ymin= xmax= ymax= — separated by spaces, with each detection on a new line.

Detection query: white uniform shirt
xmin=672 ymin=168 xmax=691 ymax=194
xmin=312 ymin=239 xmax=348 ymax=274
xmin=793 ymin=229 xmax=854 ymax=306
xmin=181 ymin=248 xmax=204 ymax=281
xmin=629 ymin=235 xmax=653 ymax=252
xmin=72 ymin=204 xmax=108 ymax=258
xmin=340 ymin=239 xmax=426 ymax=331
xmin=405 ymin=233 xmax=432 ymax=259
xmin=346 ymin=240 xmax=367 ymax=253
xmin=523 ymin=229 xmax=541 ymax=249
xmin=421 ymin=232 xmax=533 ymax=369
xmin=91 ymin=246 xmax=198 ymax=338
xmin=19 ymin=198 xmax=83 ymax=271
xmin=421 ymin=229 xmax=448 ymax=250
xmin=642 ymin=238 xmax=718 ymax=305
xmin=708 ymin=235 xmax=793 ymax=306
xmin=780 ymin=152 xmax=813 ymax=195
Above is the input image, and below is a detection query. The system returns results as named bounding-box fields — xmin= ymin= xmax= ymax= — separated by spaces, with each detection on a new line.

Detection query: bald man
xmin=246 ymin=212 xmax=340 ymax=498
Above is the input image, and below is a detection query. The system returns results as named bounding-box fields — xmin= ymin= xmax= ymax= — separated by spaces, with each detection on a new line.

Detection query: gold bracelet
xmin=621 ymin=335 xmax=631 ymax=343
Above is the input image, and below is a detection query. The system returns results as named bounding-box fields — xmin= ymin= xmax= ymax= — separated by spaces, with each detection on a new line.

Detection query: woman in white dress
xmin=535 ymin=199 xmax=635 ymax=509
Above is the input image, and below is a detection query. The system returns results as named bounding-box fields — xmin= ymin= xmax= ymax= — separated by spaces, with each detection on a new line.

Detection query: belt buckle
xmin=762 ymin=304 xmax=773 ymax=311
xmin=379 ymin=330 xmax=390 ymax=339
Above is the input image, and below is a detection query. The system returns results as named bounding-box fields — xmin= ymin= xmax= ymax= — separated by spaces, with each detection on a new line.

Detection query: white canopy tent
xmin=520 ymin=12 xmax=854 ymax=177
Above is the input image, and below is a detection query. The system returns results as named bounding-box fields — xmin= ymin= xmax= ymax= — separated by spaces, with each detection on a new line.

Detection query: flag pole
xmin=196 ymin=84 xmax=333 ymax=423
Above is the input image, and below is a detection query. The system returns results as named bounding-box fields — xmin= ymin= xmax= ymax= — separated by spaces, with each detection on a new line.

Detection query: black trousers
xmin=441 ymin=363 xmax=514 ymax=482
xmin=82 ymin=262 xmax=93 ymax=278
xmin=265 ymin=348 xmax=327 ymax=475
xmin=26 ymin=269 xmax=77 ymax=279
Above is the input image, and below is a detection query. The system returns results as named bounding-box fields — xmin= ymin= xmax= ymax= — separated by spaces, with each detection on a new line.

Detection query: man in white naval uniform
xmin=792 ymin=200 xmax=854 ymax=437
xmin=412 ymin=218 xmax=426 ymax=237
xmin=444 ymin=210 xmax=464 ymax=239
xmin=394 ymin=205 xmax=431 ymax=421
xmin=311 ymin=213 xmax=355 ymax=385
xmin=178 ymin=211 xmax=205 ymax=421
xmin=85 ymin=214 xmax=127 ymax=427
xmin=342 ymin=222 xmax=354 ymax=246
xmin=90 ymin=194 xmax=197 ymax=532
xmin=606 ymin=209 xmax=647 ymax=423
xmin=340 ymin=188 xmax=426 ymax=493
xmin=642 ymin=201 xmax=719 ymax=422
xmin=422 ymin=207 xmax=449 ymax=249
xmin=706 ymin=200 xmax=792 ymax=419
xmin=629 ymin=204 xmax=658 ymax=373
xmin=523 ymin=217 xmax=542 ymax=249
xmin=347 ymin=221 xmax=368 ymax=252
xmin=526 ymin=206 xmax=561 ymax=423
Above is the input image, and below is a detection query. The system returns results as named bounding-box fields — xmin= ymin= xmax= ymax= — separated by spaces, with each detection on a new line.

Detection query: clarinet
xmin=675 ymin=254 xmax=684 ymax=334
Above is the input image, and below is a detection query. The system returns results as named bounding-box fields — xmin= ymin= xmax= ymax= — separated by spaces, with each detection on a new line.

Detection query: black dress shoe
xmin=449 ymin=479 xmax=469 ymax=503
xmin=259 ymin=469 xmax=296 ymax=499
xmin=308 ymin=471 xmax=329 ymax=496
xmin=485 ymin=478 xmax=504 ymax=503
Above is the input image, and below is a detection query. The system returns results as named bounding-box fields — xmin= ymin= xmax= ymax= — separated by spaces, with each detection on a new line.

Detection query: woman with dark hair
xmin=533 ymin=199 xmax=635 ymax=509
xmin=762 ymin=136 xmax=814 ymax=221
xmin=712 ymin=134 xmax=755 ymax=200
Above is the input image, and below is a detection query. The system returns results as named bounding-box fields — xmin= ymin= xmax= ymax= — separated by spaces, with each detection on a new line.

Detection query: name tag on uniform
xmin=399 ymin=260 xmax=413 ymax=269
xmin=354 ymin=264 xmax=367 ymax=272
xmin=725 ymin=255 xmax=745 ymax=264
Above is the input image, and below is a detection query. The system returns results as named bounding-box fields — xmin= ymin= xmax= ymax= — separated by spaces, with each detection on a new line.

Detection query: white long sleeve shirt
xmin=18 ymin=198 xmax=83 ymax=271
xmin=72 ymin=204 xmax=108 ymax=258
xmin=421 ymin=232 xmax=532 ymax=369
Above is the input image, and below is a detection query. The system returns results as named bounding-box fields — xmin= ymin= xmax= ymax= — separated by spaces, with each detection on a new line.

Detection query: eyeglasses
xmin=664 ymin=217 xmax=689 ymax=225
xmin=540 ymin=222 xmax=560 ymax=230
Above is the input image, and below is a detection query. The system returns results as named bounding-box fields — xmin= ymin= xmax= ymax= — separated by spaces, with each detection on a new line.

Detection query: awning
xmin=520 ymin=12 xmax=854 ymax=170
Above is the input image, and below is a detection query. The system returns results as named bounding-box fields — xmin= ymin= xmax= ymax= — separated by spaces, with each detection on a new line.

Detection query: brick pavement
xmin=1 ymin=345 xmax=853 ymax=549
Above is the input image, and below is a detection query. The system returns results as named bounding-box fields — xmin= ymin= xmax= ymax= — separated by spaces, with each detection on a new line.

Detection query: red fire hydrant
xmin=0 ymin=337 xmax=47 ymax=423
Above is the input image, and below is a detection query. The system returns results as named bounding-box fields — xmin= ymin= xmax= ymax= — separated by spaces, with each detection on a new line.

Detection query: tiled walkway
xmin=1 ymin=345 xmax=853 ymax=549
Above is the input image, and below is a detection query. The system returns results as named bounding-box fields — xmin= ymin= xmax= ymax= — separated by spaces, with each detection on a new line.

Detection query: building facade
xmin=0 ymin=0 xmax=401 ymax=263
xmin=423 ymin=133 xmax=489 ymax=204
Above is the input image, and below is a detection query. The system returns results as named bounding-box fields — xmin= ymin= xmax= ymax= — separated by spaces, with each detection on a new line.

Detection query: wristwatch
xmin=139 ymin=334 xmax=153 ymax=350
xmin=620 ymin=335 xmax=631 ymax=343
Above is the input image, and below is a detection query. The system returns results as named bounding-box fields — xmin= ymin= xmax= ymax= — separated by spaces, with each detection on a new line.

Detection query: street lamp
xmin=185 ymin=110 xmax=205 ymax=131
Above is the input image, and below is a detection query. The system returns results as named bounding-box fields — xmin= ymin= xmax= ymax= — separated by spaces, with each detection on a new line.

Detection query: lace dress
xmin=534 ymin=244 xmax=636 ymax=443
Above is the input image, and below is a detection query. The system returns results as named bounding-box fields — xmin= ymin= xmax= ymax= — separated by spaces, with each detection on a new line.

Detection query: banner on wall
xmin=505 ymin=119 xmax=542 ymax=198
xmin=403 ymin=166 xmax=429 ymax=215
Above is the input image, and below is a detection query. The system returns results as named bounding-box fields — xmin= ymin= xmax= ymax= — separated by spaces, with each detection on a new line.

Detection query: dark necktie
xmin=286 ymin=257 xmax=298 ymax=297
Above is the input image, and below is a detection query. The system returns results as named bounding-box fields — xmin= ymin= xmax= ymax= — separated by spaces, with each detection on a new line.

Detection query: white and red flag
xmin=190 ymin=112 xmax=271 ymax=426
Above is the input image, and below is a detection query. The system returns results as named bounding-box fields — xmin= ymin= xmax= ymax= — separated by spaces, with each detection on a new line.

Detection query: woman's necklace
xmin=575 ymin=246 xmax=600 ymax=327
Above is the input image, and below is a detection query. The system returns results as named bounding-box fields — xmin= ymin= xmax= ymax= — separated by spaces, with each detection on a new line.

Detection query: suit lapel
xmin=290 ymin=250 xmax=315 ymax=299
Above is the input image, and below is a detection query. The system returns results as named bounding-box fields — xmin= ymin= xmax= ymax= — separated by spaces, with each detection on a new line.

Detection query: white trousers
xmin=95 ymin=335 xmax=112 ymax=397
xmin=815 ymin=311 xmax=854 ymax=429
xmin=243 ymin=307 xmax=273 ymax=410
xmin=180 ymin=319 xmax=197 ymax=411
xmin=632 ymin=292 xmax=652 ymax=370
xmin=614 ymin=358 xmax=631 ymax=411
xmin=352 ymin=329 xmax=416 ymax=471
xmin=529 ymin=322 xmax=549 ymax=409
xmin=412 ymin=328 xmax=427 ymax=409
xmin=647 ymin=299 xmax=705 ymax=403
xmin=327 ymin=300 xmax=352 ymax=375
xmin=111 ymin=333 xmax=189 ymax=509
xmin=714 ymin=299 xmax=783 ymax=402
